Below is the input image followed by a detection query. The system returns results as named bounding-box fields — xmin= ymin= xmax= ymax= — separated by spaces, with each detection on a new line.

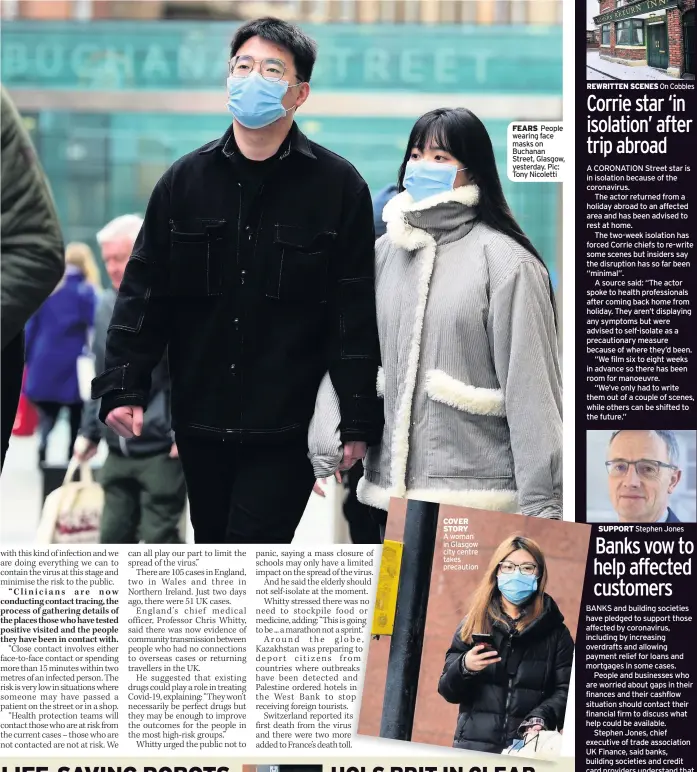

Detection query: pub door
xmin=648 ymin=23 xmax=669 ymax=69
xmin=684 ymin=10 xmax=695 ymax=76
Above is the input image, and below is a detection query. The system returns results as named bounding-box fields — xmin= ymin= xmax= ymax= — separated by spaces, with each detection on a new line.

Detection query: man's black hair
xmin=229 ymin=17 xmax=318 ymax=82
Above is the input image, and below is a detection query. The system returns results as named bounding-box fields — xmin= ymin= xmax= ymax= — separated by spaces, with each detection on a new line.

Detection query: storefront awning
xmin=594 ymin=0 xmax=680 ymax=25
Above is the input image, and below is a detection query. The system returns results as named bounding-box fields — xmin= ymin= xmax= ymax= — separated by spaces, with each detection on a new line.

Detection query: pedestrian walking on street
xmin=372 ymin=183 xmax=398 ymax=238
xmin=92 ymin=18 xmax=382 ymax=544
xmin=0 ymin=85 xmax=64 ymax=471
xmin=24 ymin=242 xmax=99 ymax=465
xmin=358 ymin=108 xmax=562 ymax=521
xmin=320 ymin=183 xmax=398 ymax=543
xmin=75 ymin=215 xmax=185 ymax=544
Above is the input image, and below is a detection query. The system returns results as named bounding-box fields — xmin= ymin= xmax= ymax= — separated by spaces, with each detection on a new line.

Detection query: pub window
xmin=617 ymin=0 xmax=628 ymax=6
xmin=616 ymin=19 xmax=644 ymax=45
xmin=634 ymin=19 xmax=645 ymax=45
xmin=602 ymin=24 xmax=611 ymax=45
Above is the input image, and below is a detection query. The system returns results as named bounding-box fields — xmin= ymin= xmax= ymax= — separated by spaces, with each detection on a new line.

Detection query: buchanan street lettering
xmin=594 ymin=0 xmax=680 ymax=25
xmin=1 ymin=20 xmax=561 ymax=94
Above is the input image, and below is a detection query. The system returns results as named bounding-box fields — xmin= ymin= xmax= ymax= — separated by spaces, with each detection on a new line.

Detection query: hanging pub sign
xmin=594 ymin=0 xmax=681 ymax=25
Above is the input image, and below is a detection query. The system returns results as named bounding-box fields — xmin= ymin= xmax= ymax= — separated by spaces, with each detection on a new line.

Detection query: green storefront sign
xmin=594 ymin=0 xmax=679 ymax=25
xmin=1 ymin=20 xmax=561 ymax=283
xmin=1 ymin=20 xmax=561 ymax=93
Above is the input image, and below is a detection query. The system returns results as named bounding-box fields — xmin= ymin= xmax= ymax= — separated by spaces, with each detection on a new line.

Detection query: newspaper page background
xmin=580 ymin=1 xmax=696 ymax=771
xmin=0 ymin=0 xmax=583 ymax=770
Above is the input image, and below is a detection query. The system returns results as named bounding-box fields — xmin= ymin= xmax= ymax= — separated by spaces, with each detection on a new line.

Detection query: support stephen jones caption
xmin=592 ymin=527 xmax=693 ymax=598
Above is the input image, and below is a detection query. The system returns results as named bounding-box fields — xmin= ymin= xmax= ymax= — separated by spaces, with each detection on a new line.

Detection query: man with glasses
xmin=92 ymin=17 xmax=382 ymax=543
xmin=605 ymin=430 xmax=683 ymax=523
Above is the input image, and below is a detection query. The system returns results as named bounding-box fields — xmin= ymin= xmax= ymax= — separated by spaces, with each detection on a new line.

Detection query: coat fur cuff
xmin=357 ymin=478 xmax=519 ymax=514
xmin=376 ymin=366 xmax=385 ymax=398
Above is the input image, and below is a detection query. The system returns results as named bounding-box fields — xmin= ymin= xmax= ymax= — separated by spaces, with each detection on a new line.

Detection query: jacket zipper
xmin=232 ymin=181 xmax=243 ymax=435
xmin=501 ymin=638 xmax=513 ymax=748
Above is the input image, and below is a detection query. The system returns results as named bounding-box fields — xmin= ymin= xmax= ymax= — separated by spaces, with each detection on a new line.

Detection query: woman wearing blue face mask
xmin=438 ymin=535 xmax=573 ymax=753
xmin=356 ymin=108 xmax=562 ymax=525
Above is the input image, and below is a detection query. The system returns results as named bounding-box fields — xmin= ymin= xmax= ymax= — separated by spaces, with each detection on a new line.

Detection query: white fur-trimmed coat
xmin=310 ymin=185 xmax=563 ymax=519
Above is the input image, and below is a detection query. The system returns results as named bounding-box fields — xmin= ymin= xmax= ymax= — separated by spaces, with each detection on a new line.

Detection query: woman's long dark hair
xmin=398 ymin=108 xmax=556 ymax=317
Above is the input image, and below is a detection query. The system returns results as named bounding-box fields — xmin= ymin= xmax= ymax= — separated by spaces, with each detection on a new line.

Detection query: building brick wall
xmin=683 ymin=0 xmax=697 ymax=73
xmin=598 ymin=0 xmax=695 ymax=73
xmin=357 ymin=503 xmax=590 ymax=748
xmin=598 ymin=18 xmax=617 ymax=53
xmin=616 ymin=45 xmax=647 ymax=60
xmin=668 ymin=8 xmax=682 ymax=68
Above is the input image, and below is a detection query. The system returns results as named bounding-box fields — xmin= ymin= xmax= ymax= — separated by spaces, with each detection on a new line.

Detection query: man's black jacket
xmin=93 ymin=123 xmax=383 ymax=446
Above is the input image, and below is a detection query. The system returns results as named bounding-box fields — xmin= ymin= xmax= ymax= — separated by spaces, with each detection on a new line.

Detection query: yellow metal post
xmin=371 ymin=539 xmax=403 ymax=636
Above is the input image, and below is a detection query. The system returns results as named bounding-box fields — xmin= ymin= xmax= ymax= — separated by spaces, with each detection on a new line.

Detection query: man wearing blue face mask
xmin=92 ymin=17 xmax=383 ymax=544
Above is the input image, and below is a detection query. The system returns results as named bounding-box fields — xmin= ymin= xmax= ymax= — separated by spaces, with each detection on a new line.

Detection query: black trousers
xmin=1 ymin=333 xmax=24 ymax=472
xmin=342 ymin=461 xmax=384 ymax=544
xmin=99 ymin=450 xmax=186 ymax=544
xmin=176 ymin=436 xmax=316 ymax=544
xmin=34 ymin=400 xmax=83 ymax=460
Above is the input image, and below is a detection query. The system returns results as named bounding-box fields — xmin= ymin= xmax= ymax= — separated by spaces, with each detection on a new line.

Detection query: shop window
xmin=461 ymin=1 xmax=478 ymax=23
xmin=308 ymin=0 xmax=329 ymax=22
xmin=379 ymin=0 xmax=396 ymax=22
xmin=510 ymin=0 xmax=527 ymax=23
xmin=527 ymin=0 xmax=560 ymax=24
xmin=439 ymin=0 xmax=458 ymax=23
xmin=1 ymin=0 xmax=19 ymax=19
xmin=616 ymin=19 xmax=644 ymax=45
xmin=403 ymin=0 xmax=420 ymax=22
xmin=494 ymin=1 xmax=511 ymax=23
xmin=601 ymin=24 xmax=611 ymax=45
xmin=634 ymin=20 xmax=645 ymax=45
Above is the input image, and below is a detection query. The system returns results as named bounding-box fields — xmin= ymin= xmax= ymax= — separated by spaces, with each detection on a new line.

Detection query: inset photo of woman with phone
xmin=437 ymin=535 xmax=573 ymax=754
xmin=358 ymin=504 xmax=591 ymax=759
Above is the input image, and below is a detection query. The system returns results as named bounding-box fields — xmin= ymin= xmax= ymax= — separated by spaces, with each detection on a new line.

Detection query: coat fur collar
xmin=383 ymin=184 xmax=480 ymax=251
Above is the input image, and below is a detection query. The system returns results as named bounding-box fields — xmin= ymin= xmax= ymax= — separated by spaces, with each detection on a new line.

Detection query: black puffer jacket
xmin=437 ymin=594 xmax=573 ymax=753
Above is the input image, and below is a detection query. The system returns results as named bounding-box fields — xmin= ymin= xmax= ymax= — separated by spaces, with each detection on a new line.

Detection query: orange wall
xmin=19 ymin=0 xmax=73 ymax=19
xmin=14 ymin=0 xmax=165 ymax=19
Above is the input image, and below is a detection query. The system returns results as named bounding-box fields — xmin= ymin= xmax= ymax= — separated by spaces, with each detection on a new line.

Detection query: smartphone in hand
xmin=471 ymin=633 xmax=495 ymax=652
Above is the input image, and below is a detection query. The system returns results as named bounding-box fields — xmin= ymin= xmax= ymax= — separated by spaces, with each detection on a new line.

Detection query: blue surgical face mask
xmin=497 ymin=572 xmax=538 ymax=606
xmin=226 ymin=72 xmax=300 ymax=130
xmin=403 ymin=160 xmax=467 ymax=203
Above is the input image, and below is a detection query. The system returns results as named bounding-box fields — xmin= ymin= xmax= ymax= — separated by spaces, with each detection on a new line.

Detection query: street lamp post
xmin=379 ymin=499 xmax=440 ymax=741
